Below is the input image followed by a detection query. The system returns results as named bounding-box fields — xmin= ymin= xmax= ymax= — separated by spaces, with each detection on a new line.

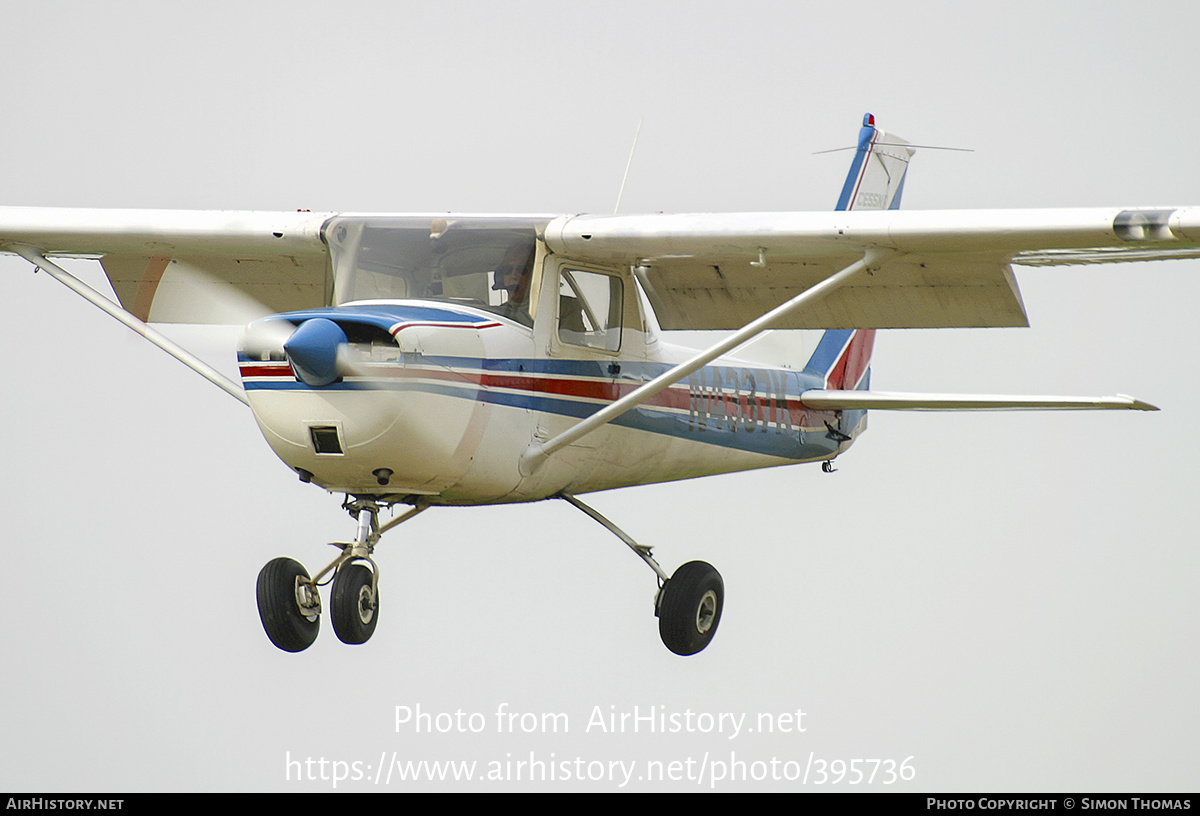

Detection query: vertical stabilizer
xmin=807 ymin=114 xmax=914 ymax=444
xmin=749 ymin=116 xmax=914 ymax=390
xmin=835 ymin=112 xmax=914 ymax=212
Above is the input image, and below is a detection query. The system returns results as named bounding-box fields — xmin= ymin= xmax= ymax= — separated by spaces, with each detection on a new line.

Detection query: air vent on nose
xmin=310 ymin=426 xmax=343 ymax=454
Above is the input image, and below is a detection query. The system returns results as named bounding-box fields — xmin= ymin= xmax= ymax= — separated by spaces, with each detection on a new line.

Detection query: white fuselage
xmin=241 ymin=298 xmax=859 ymax=505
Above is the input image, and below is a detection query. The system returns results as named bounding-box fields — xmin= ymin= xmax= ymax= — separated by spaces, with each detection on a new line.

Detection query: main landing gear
xmin=561 ymin=494 xmax=724 ymax=656
xmin=255 ymin=497 xmax=426 ymax=652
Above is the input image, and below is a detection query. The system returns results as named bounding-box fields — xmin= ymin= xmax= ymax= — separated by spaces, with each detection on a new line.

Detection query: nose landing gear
xmin=255 ymin=498 xmax=426 ymax=652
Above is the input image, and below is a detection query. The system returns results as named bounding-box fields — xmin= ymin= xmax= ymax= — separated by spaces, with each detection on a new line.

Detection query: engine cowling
xmin=237 ymin=302 xmax=510 ymax=496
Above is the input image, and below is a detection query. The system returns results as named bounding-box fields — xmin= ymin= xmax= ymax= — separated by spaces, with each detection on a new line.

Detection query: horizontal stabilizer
xmin=800 ymin=390 xmax=1158 ymax=411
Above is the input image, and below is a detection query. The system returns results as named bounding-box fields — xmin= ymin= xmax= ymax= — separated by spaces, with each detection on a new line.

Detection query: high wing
xmin=3 ymin=205 xmax=1199 ymax=330
xmin=542 ymin=207 xmax=1200 ymax=330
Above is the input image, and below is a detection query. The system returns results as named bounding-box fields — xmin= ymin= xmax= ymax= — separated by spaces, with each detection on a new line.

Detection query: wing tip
xmin=1118 ymin=394 xmax=1159 ymax=411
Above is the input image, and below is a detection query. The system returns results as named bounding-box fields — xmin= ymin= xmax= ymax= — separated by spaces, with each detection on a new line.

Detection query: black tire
xmin=331 ymin=563 xmax=379 ymax=645
xmin=256 ymin=557 xmax=319 ymax=652
xmin=658 ymin=560 xmax=723 ymax=656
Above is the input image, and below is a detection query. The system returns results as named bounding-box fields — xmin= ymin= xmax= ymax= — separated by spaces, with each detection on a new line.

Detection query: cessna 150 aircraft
xmin=2 ymin=114 xmax=1196 ymax=656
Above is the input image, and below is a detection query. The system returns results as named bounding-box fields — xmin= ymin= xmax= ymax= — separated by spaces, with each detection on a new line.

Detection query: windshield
xmin=325 ymin=215 xmax=549 ymax=327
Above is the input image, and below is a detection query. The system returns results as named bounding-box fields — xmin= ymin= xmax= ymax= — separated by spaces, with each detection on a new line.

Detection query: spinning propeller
xmin=282 ymin=318 xmax=348 ymax=387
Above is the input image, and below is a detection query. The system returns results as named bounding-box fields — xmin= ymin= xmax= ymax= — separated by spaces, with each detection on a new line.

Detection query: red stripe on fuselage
xmin=239 ymin=363 xmax=292 ymax=378
xmin=237 ymin=363 xmax=836 ymax=429
xmin=240 ymin=362 xmax=677 ymax=408
xmin=389 ymin=321 xmax=502 ymax=336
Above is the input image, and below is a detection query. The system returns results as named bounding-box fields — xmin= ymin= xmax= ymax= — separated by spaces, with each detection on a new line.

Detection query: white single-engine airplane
xmin=3 ymin=114 xmax=1197 ymax=656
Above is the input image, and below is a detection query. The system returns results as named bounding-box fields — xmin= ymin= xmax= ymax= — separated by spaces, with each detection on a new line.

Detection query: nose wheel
xmin=256 ymin=557 xmax=321 ymax=652
xmin=330 ymin=563 xmax=379 ymax=645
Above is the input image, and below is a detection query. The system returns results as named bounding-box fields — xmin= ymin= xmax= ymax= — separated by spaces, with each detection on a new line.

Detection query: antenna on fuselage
xmin=613 ymin=119 xmax=643 ymax=214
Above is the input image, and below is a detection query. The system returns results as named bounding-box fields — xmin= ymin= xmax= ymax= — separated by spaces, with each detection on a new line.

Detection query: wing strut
xmin=8 ymin=245 xmax=249 ymax=406
xmin=520 ymin=249 xmax=889 ymax=473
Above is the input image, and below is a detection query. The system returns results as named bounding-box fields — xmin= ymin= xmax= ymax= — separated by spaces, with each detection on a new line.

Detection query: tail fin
xmin=835 ymin=112 xmax=914 ymax=212
xmin=752 ymin=115 xmax=912 ymax=395
xmin=805 ymin=112 xmax=913 ymax=387
xmin=808 ymin=113 xmax=913 ymax=444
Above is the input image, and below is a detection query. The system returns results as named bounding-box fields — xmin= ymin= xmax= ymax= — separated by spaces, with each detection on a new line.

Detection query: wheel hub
xmin=356 ymin=585 xmax=376 ymax=624
xmin=294 ymin=576 xmax=321 ymax=622
xmin=696 ymin=590 xmax=717 ymax=634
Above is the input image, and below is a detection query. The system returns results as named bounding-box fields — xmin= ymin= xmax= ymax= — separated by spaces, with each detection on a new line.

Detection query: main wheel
xmin=331 ymin=563 xmax=379 ymax=645
xmin=256 ymin=557 xmax=320 ymax=652
xmin=657 ymin=561 xmax=723 ymax=656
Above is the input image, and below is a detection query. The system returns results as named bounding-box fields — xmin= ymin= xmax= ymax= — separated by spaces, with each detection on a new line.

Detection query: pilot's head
xmin=492 ymin=243 xmax=534 ymax=302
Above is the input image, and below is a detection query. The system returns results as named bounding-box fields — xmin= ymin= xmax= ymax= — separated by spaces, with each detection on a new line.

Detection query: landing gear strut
xmin=255 ymin=497 xmax=427 ymax=652
xmin=561 ymin=494 xmax=724 ymax=656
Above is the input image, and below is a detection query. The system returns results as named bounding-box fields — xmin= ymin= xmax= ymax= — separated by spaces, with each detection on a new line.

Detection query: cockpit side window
xmin=558 ymin=268 xmax=623 ymax=352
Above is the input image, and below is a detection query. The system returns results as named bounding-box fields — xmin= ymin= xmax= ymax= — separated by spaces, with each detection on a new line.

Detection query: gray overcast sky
xmin=2 ymin=0 xmax=1198 ymax=792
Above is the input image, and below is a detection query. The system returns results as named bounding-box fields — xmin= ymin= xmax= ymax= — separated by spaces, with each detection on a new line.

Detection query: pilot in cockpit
xmin=491 ymin=243 xmax=535 ymax=325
